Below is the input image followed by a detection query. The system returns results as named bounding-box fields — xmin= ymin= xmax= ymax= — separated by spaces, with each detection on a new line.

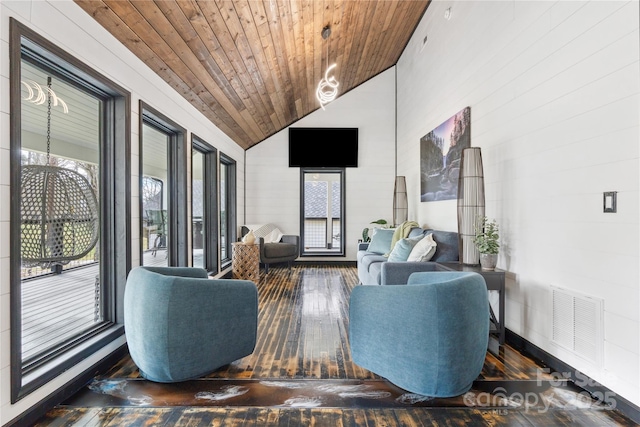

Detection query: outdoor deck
xmin=21 ymin=250 xmax=167 ymax=362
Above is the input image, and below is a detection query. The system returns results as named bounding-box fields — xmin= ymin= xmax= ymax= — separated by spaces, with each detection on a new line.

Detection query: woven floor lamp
xmin=393 ymin=176 xmax=408 ymax=227
xmin=457 ymin=147 xmax=485 ymax=265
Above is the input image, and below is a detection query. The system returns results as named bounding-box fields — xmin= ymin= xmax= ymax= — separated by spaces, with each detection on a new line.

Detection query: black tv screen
xmin=289 ymin=127 xmax=358 ymax=167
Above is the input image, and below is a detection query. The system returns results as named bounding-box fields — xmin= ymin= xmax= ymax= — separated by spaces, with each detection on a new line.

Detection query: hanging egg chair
xmin=20 ymin=76 xmax=99 ymax=270
xmin=20 ymin=165 xmax=99 ymax=269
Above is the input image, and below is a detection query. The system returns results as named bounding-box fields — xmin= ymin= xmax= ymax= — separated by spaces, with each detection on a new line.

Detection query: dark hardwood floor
xmin=35 ymin=265 xmax=637 ymax=426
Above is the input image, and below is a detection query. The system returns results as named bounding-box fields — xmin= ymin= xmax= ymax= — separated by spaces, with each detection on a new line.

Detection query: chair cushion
xmin=361 ymin=254 xmax=387 ymax=271
xmin=367 ymin=262 xmax=383 ymax=285
xmin=264 ymin=242 xmax=297 ymax=258
xmin=357 ymin=250 xmax=375 ymax=264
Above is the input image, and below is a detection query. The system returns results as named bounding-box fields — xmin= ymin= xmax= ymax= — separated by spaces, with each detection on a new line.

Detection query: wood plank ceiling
xmin=74 ymin=1 xmax=430 ymax=149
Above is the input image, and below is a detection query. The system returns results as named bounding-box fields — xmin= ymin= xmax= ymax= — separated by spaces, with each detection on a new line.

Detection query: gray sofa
xmin=357 ymin=227 xmax=459 ymax=285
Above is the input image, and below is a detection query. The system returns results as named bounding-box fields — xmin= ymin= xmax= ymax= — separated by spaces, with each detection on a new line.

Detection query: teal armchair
xmin=349 ymin=271 xmax=489 ymax=397
xmin=124 ymin=266 xmax=258 ymax=382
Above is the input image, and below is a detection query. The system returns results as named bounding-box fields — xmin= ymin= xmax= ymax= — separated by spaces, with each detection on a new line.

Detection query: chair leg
xmin=264 ymin=263 xmax=269 ymax=274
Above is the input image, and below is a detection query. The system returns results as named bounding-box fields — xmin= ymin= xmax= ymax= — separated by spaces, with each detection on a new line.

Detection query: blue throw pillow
xmin=367 ymin=229 xmax=395 ymax=255
xmin=387 ymin=235 xmax=424 ymax=262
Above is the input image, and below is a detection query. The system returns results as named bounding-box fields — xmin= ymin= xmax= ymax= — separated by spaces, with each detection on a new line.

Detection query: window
xmin=141 ymin=122 xmax=169 ymax=266
xmin=10 ymin=19 xmax=130 ymax=401
xmin=219 ymin=153 xmax=236 ymax=267
xmin=139 ymin=102 xmax=187 ymax=267
xmin=191 ymin=135 xmax=218 ymax=272
xmin=300 ymin=169 xmax=346 ymax=256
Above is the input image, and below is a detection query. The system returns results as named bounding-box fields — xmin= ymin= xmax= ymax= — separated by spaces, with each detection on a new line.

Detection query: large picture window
xmin=19 ymin=60 xmax=103 ymax=362
xmin=141 ymin=122 xmax=170 ymax=266
xmin=139 ymin=102 xmax=187 ymax=267
xmin=10 ymin=19 xmax=130 ymax=401
xmin=300 ymin=168 xmax=346 ymax=256
xmin=191 ymin=135 xmax=218 ymax=272
xmin=219 ymin=153 xmax=236 ymax=267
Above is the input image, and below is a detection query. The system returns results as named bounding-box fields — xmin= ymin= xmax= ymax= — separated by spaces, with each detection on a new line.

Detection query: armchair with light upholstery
xmin=241 ymin=224 xmax=299 ymax=274
xmin=124 ymin=266 xmax=258 ymax=383
xmin=349 ymin=271 xmax=489 ymax=397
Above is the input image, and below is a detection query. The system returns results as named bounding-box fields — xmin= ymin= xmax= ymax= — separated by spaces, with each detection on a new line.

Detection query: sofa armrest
xmin=380 ymin=262 xmax=440 ymax=285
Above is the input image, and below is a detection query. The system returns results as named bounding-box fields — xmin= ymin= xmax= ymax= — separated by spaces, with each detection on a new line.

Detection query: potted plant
xmin=362 ymin=219 xmax=388 ymax=242
xmin=473 ymin=216 xmax=499 ymax=270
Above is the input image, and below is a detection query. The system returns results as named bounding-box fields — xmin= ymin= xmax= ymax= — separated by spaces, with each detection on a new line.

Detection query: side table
xmin=437 ymin=262 xmax=506 ymax=345
xmin=232 ymin=243 xmax=260 ymax=282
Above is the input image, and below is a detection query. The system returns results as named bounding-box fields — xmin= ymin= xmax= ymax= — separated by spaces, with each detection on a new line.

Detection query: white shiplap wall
xmin=397 ymin=0 xmax=639 ymax=406
xmin=0 ymin=0 xmax=244 ymax=423
xmin=245 ymin=68 xmax=397 ymax=261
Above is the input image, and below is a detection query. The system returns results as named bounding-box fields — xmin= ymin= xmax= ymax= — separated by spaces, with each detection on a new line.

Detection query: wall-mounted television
xmin=289 ymin=127 xmax=358 ymax=167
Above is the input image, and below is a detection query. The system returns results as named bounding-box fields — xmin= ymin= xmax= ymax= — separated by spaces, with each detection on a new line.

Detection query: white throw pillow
xmin=407 ymin=233 xmax=437 ymax=262
xmin=265 ymin=228 xmax=284 ymax=243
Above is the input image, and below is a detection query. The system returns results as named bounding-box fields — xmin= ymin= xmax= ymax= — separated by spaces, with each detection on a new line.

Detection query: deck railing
xmin=20 ymin=251 xmax=165 ymax=364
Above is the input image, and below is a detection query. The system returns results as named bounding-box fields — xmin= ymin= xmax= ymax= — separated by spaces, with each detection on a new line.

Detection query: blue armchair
xmin=349 ymin=271 xmax=489 ymax=397
xmin=124 ymin=266 xmax=258 ymax=383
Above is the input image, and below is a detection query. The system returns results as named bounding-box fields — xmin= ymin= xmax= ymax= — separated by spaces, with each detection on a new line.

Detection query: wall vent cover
xmin=551 ymin=286 xmax=603 ymax=365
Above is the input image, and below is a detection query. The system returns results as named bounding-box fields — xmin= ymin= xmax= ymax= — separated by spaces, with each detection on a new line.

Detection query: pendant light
xmin=316 ymin=26 xmax=339 ymax=110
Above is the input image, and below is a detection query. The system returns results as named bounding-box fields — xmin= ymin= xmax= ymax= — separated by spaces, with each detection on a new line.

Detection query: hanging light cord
xmin=46 ymin=77 xmax=52 ymax=164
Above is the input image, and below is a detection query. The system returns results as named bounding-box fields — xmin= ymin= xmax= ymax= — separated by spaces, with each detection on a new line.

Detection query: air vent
xmin=551 ymin=286 xmax=603 ymax=365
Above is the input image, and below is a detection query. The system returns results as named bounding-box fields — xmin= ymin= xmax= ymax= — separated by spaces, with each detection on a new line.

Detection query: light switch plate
xmin=603 ymin=191 xmax=617 ymax=213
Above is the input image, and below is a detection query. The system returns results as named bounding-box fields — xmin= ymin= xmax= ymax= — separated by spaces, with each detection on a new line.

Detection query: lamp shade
xmin=457 ymin=148 xmax=485 ymax=265
xmin=393 ymin=176 xmax=408 ymax=227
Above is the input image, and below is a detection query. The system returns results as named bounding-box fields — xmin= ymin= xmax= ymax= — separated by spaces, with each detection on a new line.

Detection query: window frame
xmin=9 ymin=18 xmax=130 ymax=402
xmin=191 ymin=134 xmax=218 ymax=273
xmin=139 ymin=101 xmax=188 ymax=267
xmin=219 ymin=152 xmax=237 ymax=268
xmin=299 ymin=168 xmax=346 ymax=257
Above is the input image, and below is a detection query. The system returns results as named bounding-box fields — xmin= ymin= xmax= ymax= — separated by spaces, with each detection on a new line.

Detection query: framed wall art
xmin=420 ymin=107 xmax=471 ymax=202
